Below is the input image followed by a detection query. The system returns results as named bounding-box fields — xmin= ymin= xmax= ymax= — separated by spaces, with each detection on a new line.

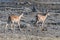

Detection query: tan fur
xmin=6 ymin=13 xmax=24 ymax=31
xmin=10 ymin=15 xmax=20 ymax=23
xmin=37 ymin=13 xmax=50 ymax=23
xmin=36 ymin=13 xmax=50 ymax=31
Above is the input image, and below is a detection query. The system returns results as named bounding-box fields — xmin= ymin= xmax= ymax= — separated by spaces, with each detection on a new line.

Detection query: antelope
xmin=36 ymin=12 xmax=50 ymax=31
xmin=6 ymin=13 xmax=24 ymax=31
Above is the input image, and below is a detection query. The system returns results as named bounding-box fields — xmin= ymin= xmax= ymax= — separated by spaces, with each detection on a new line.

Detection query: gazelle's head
xmin=47 ymin=13 xmax=50 ymax=16
xmin=46 ymin=10 xmax=50 ymax=16
xmin=46 ymin=13 xmax=50 ymax=16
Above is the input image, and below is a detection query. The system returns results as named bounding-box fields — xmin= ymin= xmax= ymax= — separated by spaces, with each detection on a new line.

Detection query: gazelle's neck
xmin=45 ymin=14 xmax=48 ymax=18
xmin=19 ymin=13 xmax=23 ymax=19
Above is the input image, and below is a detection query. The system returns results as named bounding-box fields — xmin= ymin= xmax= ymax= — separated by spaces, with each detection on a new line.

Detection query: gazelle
xmin=6 ymin=13 xmax=24 ymax=31
xmin=36 ymin=12 xmax=50 ymax=31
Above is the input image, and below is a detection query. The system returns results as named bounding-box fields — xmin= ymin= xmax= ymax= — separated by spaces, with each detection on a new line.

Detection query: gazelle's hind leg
xmin=5 ymin=23 xmax=9 ymax=33
xmin=11 ymin=23 xmax=15 ymax=33
xmin=36 ymin=21 xmax=40 ymax=27
xmin=18 ymin=22 xmax=21 ymax=31
xmin=6 ymin=23 xmax=8 ymax=29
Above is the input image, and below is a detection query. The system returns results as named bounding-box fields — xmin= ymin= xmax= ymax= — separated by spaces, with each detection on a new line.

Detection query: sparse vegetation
xmin=0 ymin=0 xmax=60 ymax=40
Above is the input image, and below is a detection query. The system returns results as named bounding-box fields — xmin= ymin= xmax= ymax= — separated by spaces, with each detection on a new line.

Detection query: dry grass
xmin=0 ymin=33 xmax=59 ymax=40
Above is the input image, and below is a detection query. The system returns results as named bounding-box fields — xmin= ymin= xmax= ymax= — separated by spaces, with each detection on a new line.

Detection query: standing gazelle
xmin=36 ymin=12 xmax=50 ymax=31
xmin=6 ymin=13 xmax=24 ymax=31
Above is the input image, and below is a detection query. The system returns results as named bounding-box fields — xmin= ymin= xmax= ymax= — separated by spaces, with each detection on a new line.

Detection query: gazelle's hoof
xmin=20 ymin=24 xmax=27 ymax=28
xmin=41 ymin=27 xmax=47 ymax=31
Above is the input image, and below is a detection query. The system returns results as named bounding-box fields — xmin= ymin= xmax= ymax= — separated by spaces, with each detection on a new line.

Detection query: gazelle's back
xmin=8 ymin=14 xmax=20 ymax=23
xmin=37 ymin=14 xmax=46 ymax=22
xmin=10 ymin=15 xmax=19 ymax=20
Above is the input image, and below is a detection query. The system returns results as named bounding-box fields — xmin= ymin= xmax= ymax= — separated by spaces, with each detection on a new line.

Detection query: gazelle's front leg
xmin=11 ymin=23 xmax=13 ymax=30
xmin=11 ymin=22 xmax=15 ymax=33
xmin=18 ymin=22 xmax=21 ymax=31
